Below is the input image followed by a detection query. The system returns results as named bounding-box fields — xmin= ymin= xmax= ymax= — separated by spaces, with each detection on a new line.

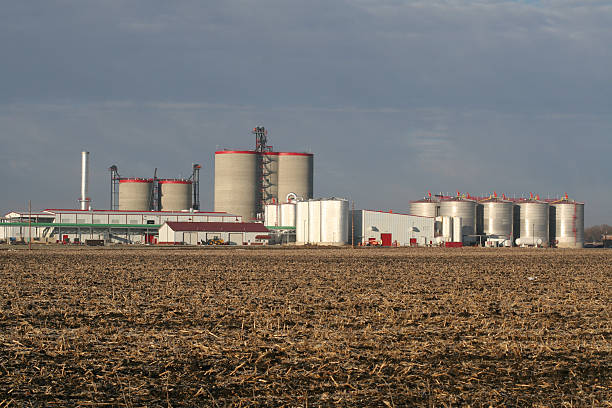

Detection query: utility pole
xmin=351 ymin=201 xmax=355 ymax=249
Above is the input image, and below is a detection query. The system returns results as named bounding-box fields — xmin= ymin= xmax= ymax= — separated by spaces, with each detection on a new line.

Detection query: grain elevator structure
xmin=214 ymin=127 xmax=314 ymax=221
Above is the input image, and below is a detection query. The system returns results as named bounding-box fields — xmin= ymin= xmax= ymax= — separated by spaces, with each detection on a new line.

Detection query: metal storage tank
xmin=517 ymin=200 xmax=549 ymax=246
xmin=118 ymin=178 xmax=153 ymax=211
xmin=442 ymin=216 xmax=453 ymax=241
xmin=513 ymin=204 xmax=521 ymax=242
xmin=276 ymin=153 xmax=314 ymax=202
xmin=214 ymin=151 xmax=259 ymax=221
xmin=482 ymin=199 xmax=513 ymax=239
xmin=452 ymin=217 xmax=462 ymax=243
xmin=296 ymin=200 xmax=309 ymax=243
xmin=320 ymin=199 xmax=349 ymax=245
xmin=476 ymin=203 xmax=484 ymax=235
xmin=264 ymin=204 xmax=280 ymax=227
xmin=308 ymin=200 xmax=321 ymax=243
xmin=435 ymin=216 xmax=443 ymax=237
xmin=439 ymin=199 xmax=477 ymax=242
xmin=550 ymin=200 xmax=584 ymax=248
xmin=159 ymin=180 xmax=192 ymax=211
xmin=409 ymin=198 xmax=439 ymax=218
xmin=280 ymin=203 xmax=297 ymax=227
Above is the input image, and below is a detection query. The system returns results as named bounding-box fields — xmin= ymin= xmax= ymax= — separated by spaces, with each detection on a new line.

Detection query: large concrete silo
xmin=118 ymin=179 xmax=153 ymax=211
xmin=276 ymin=152 xmax=313 ymax=203
xmin=159 ymin=180 xmax=192 ymax=211
xmin=214 ymin=151 xmax=259 ymax=221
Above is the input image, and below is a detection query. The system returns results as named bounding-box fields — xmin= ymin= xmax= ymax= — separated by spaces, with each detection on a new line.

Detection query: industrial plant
xmin=0 ymin=127 xmax=585 ymax=248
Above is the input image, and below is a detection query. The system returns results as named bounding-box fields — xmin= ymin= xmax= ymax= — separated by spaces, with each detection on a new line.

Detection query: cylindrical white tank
xmin=308 ymin=200 xmax=321 ymax=243
xmin=159 ymin=180 xmax=192 ymax=211
xmin=442 ymin=216 xmax=453 ymax=241
xmin=482 ymin=199 xmax=513 ymax=239
xmin=119 ymin=178 xmax=153 ymax=211
xmin=452 ymin=217 xmax=462 ymax=243
xmin=276 ymin=153 xmax=314 ymax=203
xmin=518 ymin=200 xmax=549 ymax=246
xmin=214 ymin=151 xmax=259 ymax=221
xmin=280 ymin=203 xmax=296 ymax=227
xmin=296 ymin=200 xmax=309 ymax=243
xmin=410 ymin=199 xmax=439 ymax=218
xmin=550 ymin=200 xmax=584 ymax=248
xmin=264 ymin=204 xmax=280 ymax=227
xmin=320 ymin=199 xmax=349 ymax=245
xmin=440 ymin=199 xmax=477 ymax=241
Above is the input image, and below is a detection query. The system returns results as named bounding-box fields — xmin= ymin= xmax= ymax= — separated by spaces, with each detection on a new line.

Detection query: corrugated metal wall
xmin=350 ymin=210 xmax=435 ymax=246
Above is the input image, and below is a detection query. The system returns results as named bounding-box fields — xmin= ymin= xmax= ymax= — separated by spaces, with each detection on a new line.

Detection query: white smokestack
xmin=79 ymin=151 xmax=90 ymax=210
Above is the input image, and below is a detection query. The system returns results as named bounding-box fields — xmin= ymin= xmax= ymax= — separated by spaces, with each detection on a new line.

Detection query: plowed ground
xmin=0 ymin=247 xmax=610 ymax=407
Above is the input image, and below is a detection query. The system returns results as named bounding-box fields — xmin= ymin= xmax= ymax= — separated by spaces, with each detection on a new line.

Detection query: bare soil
xmin=0 ymin=247 xmax=610 ymax=407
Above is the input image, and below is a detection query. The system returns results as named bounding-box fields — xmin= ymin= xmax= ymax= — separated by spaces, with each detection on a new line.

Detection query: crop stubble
xmin=0 ymin=247 xmax=610 ymax=406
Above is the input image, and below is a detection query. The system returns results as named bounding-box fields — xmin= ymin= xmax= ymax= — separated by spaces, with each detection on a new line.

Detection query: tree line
xmin=584 ymin=225 xmax=612 ymax=242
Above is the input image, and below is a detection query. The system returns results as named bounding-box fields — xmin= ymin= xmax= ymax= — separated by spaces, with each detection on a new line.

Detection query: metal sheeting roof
xmin=3 ymin=211 xmax=55 ymax=218
xmin=43 ymin=209 xmax=239 ymax=217
xmin=164 ymin=222 xmax=268 ymax=233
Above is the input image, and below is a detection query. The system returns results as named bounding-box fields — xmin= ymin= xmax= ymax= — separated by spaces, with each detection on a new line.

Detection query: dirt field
xmin=0 ymin=247 xmax=610 ymax=407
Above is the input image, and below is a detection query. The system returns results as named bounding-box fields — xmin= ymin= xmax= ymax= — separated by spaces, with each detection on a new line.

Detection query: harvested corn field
xmin=0 ymin=247 xmax=610 ymax=406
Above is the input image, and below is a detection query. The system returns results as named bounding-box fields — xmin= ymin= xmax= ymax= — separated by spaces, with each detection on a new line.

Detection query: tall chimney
xmin=79 ymin=151 xmax=91 ymax=210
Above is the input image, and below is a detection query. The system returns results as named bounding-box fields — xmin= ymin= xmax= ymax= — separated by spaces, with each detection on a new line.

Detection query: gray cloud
xmin=0 ymin=1 xmax=611 ymax=225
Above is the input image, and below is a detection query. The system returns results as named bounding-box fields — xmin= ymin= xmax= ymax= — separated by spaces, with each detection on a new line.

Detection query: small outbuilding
xmin=158 ymin=222 xmax=270 ymax=245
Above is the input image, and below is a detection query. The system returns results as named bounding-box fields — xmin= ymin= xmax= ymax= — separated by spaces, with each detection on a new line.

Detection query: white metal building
xmin=158 ymin=222 xmax=270 ymax=245
xmin=350 ymin=210 xmax=435 ymax=246
xmin=0 ymin=211 xmax=56 ymax=242
xmin=1 ymin=209 xmax=241 ymax=244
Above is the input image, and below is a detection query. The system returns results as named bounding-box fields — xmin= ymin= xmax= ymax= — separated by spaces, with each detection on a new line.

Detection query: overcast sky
xmin=1 ymin=0 xmax=611 ymax=225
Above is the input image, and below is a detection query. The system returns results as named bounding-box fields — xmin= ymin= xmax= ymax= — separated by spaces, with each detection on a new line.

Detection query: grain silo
xmin=159 ymin=180 xmax=192 ymax=211
xmin=214 ymin=151 xmax=259 ymax=221
xmin=550 ymin=199 xmax=584 ymax=248
xmin=214 ymin=128 xmax=314 ymax=221
xmin=275 ymin=153 xmax=314 ymax=202
xmin=516 ymin=200 xmax=549 ymax=246
xmin=409 ymin=198 xmax=439 ymax=218
xmin=439 ymin=198 xmax=477 ymax=243
xmin=118 ymin=178 xmax=153 ymax=211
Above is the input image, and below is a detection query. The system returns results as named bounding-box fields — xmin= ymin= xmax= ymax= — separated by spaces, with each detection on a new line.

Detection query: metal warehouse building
xmin=158 ymin=222 xmax=270 ymax=245
xmin=350 ymin=210 xmax=435 ymax=246
xmin=1 ymin=209 xmax=242 ymax=244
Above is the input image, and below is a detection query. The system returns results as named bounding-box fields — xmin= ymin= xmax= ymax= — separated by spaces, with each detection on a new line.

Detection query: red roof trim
xmin=164 ymin=222 xmax=268 ymax=233
xmin=42 ymin=208 xmax=234 ymax=215
xmin=158 ymin=179 xmax=192 ymax=184
xmin=119 ymin=178 xmax=153 ymax=183
xmin=263 ymin=152 xmax=313 ymax=157
xmin=215 ymin=151 xmax=313 ymax=157
xmin=215 ymin=150 xmax=257 ymax=155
